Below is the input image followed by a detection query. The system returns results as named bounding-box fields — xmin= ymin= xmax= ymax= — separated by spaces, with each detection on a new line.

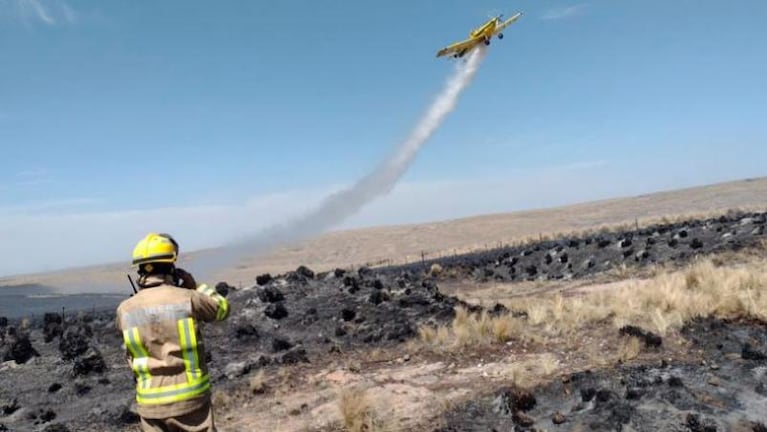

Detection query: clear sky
xmin=1 ymin=0 xmax=766 ymax=276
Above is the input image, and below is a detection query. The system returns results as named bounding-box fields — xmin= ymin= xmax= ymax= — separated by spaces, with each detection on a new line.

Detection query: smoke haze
xmin=196 ymin=47 xmax=488 ymax=277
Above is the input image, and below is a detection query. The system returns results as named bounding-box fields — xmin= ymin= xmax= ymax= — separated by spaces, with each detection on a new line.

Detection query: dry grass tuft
xmin=507 ymin=361 xmax=529 ymax=388
xmin=610 ymin=263 xmax=632 ymax=280
xmin=423 ymin=256 xmax=767 ymax=352
xmin=429 ymin=263 xmax=444 ymax=277
xmin=538 ymin=353 xmax=560 ymax=376
xmin=419 ymin=309 xmax=531 ymax=350
xmin=618 ymin=337 xmax=642 ymax=362
xmin=628 ymin=259 xmax=767 ymax=333
xmin=525 ymin=302 xmax=549 ymax=326
xmin=417 ymin=326 xmax=437 ymax=344
xmin=273 ymin=366 xmax=295 ymax=397
xmin=249 ymin=369 xmax=267 ymax=395
xmin=517 ymin=257 xmax=767 ymax=336
xmin=417 ymin=325 xmax=450 ymax=347
xmin=506 ymin=354 xmax=560 ymax=388
xmin=367 ymin=348 xmax=389 ymax=363
xmin=337 ymin=386 xmax=388 ymax=432
xmin=491 ymin=316 xmax=518 ymax=343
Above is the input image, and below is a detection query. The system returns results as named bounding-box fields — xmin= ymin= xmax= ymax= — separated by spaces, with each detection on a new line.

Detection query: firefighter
xmin=116 ymin=233 xmax=230 ymax=432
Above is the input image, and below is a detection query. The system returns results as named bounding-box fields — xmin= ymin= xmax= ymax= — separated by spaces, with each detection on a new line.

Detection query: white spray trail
xmin=196 ymin=47 xmax=488 ymax=275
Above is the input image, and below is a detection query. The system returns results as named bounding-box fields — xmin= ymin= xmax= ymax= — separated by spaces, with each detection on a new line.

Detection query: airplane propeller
xmin=486 ymin=10 xmax=503 ymax=21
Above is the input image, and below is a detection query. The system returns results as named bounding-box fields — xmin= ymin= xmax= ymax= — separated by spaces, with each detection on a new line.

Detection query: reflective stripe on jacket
xmin=116 ymin=275 xmax=229 ymax=419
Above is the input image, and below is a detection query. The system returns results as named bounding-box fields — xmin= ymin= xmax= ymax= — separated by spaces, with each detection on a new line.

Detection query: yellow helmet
xmin=132 ymin=233 xmax=179 ymax=267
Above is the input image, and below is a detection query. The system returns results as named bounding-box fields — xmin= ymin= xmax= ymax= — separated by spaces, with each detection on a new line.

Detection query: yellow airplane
xmin=436 ymin=12 xmax=523 ymax=58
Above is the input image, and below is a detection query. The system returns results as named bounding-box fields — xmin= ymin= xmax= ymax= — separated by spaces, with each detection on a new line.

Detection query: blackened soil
xmin=0 ymin=211 xmax=764 ymax=431
xmin=211 ymin=268 xmax=464 ymax=378
xmin=438 ymin=319 xmax=767 ymax=431
xmin=396 ymin=211 xmax=766 ymax=283
xmin=0 ymin=268 xmax=467 ymax=431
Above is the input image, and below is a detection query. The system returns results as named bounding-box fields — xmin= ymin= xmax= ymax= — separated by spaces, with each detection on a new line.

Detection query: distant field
xmin=3 ymin=176 xmax=766 ymax=294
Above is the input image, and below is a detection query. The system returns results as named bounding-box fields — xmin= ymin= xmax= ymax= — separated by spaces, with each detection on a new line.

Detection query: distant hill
xmin=0 ymin=283 xmax=54 ymax=296
xmin=4 ymin=177 xmax=766 ymax=294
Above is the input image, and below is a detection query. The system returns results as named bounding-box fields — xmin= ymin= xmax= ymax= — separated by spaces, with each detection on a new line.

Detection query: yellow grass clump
xmin=522 ymin=258 xmax=767 ymax=336
xmin=337 ymin=386 xmax=388 ymax=432
xmin=618 ymin=337 xmax=642 ymax=362
xmin=421 ymin=256 xmax=767 ymax=351
xmin=621 ymin=259 xmax=767 ymax=332
xmin=419 ymin=308 xmax=532 ymax=350
xmin=537 ymin=353 xmax=560 ymax=376
xmin=506 ymin=354 xmax=560 ymax=388
xmin=429 ymin=263 xmax=444 ymax=277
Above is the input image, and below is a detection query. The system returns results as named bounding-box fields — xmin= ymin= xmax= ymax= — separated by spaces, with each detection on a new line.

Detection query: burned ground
xmin=0 ymin=262 xmax=467 ymax=431
xmin=391 ymin=211 xmax=766 ymax=283
xmin=439 ymin=318 xmax=767 ymax=431
xmin=0 ymin=211 xmax=765 ymax=431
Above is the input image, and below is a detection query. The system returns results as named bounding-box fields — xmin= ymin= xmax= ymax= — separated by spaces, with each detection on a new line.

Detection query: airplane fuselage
xmin=469 ymin=18 xmax=499 ymax=41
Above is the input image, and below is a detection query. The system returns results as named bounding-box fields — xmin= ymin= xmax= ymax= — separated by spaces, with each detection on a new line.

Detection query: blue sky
xmin=1 ymin=0 xmax=766 ymax=276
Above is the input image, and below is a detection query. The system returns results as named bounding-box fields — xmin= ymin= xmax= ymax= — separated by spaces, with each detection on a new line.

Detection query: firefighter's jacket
xmin=116 ymin=275 xmax=230 ymax=419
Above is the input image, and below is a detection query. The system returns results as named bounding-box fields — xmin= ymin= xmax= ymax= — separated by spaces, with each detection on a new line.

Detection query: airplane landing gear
xmin=498 ymin=33 xmax=504 ymax=39
xmin=484 ymin=38 xmax=491 ymax=46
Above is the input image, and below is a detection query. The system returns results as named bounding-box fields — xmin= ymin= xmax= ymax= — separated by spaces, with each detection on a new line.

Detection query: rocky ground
xmin=0 ymin=210 xmax=765 ymax=431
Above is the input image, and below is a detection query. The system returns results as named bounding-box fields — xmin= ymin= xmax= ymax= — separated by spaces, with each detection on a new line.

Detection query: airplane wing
xmin=436 ymin=37 xmax=479 ymax=58
xmin=493 ymin=12 xmax=523 ymax=35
